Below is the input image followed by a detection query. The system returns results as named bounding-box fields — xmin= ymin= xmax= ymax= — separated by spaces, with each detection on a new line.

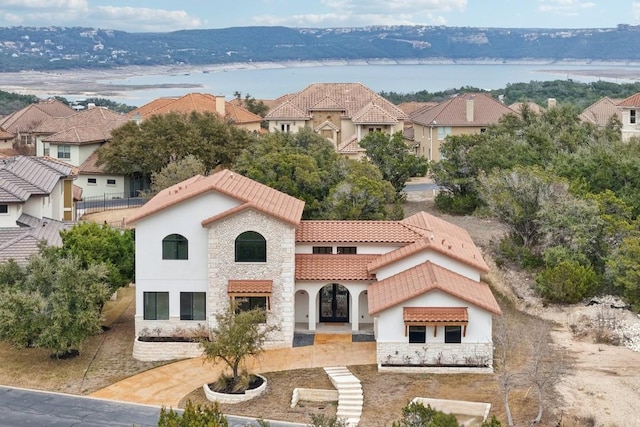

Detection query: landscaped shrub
xmin=536 ymin=260 xmax=599 ymax=304
xmin=392 ymin=401 xmax=461 ymax=427
xmin=158 ymin=401 xmax=228 ymax=426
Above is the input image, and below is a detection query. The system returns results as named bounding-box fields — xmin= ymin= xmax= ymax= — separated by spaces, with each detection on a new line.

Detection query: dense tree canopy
xmin=97 ymin=111 xmax=255 ymax=179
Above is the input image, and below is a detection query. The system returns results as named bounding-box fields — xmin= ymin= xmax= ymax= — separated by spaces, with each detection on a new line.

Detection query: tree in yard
xmin=58 ymin=222 xmax=135 ymax=295
xmin=478 ymin=166 xmax=564 ymax=250
xmin=200 ymin=303 xmax=278 ymax=390
xmin=493 ymin=315 xmax=516 ymax=427
xmin=146 ymin=154 xmax=206 ymax=196
xmin=96 ymin=111 xmax=254 ymax=180
xmin=359 ymin=131 xmax=428 ymax=196
xmin=0 ymin=249 xmax=111 ymax=357
xmin=605 ymin=236 xmax=640 ymax=311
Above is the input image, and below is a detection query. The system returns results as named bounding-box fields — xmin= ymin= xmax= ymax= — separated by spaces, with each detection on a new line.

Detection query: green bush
xmin=434 ymin=192 xmax=480 ymax=215
xmin=392 ymin=401 xmax=461 ymax=427
xmin=498 ymin=236 xmax=543 ymax=269
xmin=158 ymin=401 xmax=228 ymax=427
xmin=536 ymin=260 xmax=599 ymax=304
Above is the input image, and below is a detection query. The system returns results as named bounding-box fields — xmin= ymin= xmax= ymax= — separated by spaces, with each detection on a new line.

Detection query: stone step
xmin=337 ymin=408 xmax=362 ymax=417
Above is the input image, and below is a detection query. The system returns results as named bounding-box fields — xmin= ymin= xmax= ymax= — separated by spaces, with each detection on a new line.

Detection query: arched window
xmin=235 ymin=231 xmax=266 ymax=262
xmin=162 ymin=234 xmax=188 ymax=260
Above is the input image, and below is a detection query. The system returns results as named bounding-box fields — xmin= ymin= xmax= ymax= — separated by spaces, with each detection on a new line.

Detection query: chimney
xmin=548 ymin=98 xmax=557 ymax=109
xmin=466 ymin=97 xmax=474 ymax=122
xmin=216 ymin=96 xmax=226 ymax=116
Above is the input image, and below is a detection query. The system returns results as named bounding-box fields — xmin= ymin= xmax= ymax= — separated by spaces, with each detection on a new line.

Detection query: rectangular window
xmin=444 ymin=326 xmax=462 ymax=343
xmin=631 ymin=110 xmax=637 ymax=125
xmin=106 ymin=179 xmax=116 ymax=186
xmin=337 ymin=246 xmax=357 ymax=254
xmin=280 ymin=123 xmax=291 ymax=132
xmin=313 ymin=246 xmax=333 ymax=254
xmin=437 ymin=127 xmax=452 ymax=140
xmin=234 ymin=296 xmax=268 ymax=322
xmin=0 ymin=204 xmax=8 ymax=215
xmin=180 ymin=292 xmax=206 ymax=320
xmin=87 ymin=178 xmax=97 ymax=185
xmin=143 ymin=292 xmax=169 ymax=320
xmin=57 ymin=145 xmax=71 ymax=159
xmin=408 ymin=326 xmax=426 ymax=343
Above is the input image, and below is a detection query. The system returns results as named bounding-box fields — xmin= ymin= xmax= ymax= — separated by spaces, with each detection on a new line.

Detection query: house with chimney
xmin=265 ymin=83 xmax=408 ymax=159
xmin=128 ymin=169 xmax=501 ymax=371
xmin=409 ymin=93 xmax=515 ymax=161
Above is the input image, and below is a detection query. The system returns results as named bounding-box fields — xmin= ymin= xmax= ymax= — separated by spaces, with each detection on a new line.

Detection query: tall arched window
xmin=235 ymin=231 xmax=266 ymax=262
xmin=162 ymin=234 xmax=188 ymax=260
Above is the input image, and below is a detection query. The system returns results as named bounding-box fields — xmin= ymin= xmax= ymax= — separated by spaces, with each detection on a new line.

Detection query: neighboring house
xmin=0 ymin=126 xmax=14 ymax=151
xmin=616 ymin=92 xmax=640 ymax=142
xmin=128 ymin=169 xmax=501 ymax=370
xmin=0 ymin=155 xmax=76 ymax=264
xmin=265 ymin=83 xmax=408 ymax=159
xmin=127 ymin=92 xmax=264 ymax=133
xmin=410 ymin=93 xmax=515 ymax=161
xmin=579 ymin=97 xmax=623 ymax=129
xmin=508 ymin=101 xmax=546 ymax=115
xmin=0 ymin=99 xmax=75 ymax=154
xmin=33 ymin=107 xmax=129 ymax=199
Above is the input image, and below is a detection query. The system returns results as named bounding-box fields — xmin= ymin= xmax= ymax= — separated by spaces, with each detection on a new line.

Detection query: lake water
xmin=97 ymin=62 xmax=640 ymax=106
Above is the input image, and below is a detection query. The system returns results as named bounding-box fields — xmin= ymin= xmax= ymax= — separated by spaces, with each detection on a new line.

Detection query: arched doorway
xmin=319 ymin=283 xmax=349 ymax=323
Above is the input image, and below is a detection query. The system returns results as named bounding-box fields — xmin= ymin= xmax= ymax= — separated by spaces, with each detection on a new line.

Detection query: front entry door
xmin=319 ymin=283 xmax=349 ymax=322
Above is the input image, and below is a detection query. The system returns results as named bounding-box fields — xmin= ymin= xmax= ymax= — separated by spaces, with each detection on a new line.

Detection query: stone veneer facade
xmin=376 ymin=342 xmax=493 ymax=371
xmin=206 ymin=209 xmax=296 ymax=347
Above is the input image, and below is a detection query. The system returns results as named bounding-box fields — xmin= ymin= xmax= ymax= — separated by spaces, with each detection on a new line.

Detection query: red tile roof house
xmin=127 ymin=169 xmax=501 ymax=372
xmin=265 ymin=83 xmax=408 ymax=159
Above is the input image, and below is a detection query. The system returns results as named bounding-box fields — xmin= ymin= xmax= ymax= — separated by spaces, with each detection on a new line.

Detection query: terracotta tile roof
xmin=265 ymin=83 xmax=408 ymax=122
xmin=579 ymin=97 xmax=622 ymax=126
xmin=617 ymin=92 xmax=640 ymax=107
xmin=403 ymin=306 xmax=468 ymax=323
xmin=127 ymin=93 xmax=262 ymax=125
xmin=78 ymin=150 xmax=107 ymax=175
xmin=127 ymin=169 xmax=305 ymax=226
xmin=295 ymin=254 xmax=377 ymax=281
xmin=42 ymin=125 xmax=114 ymax=145
xmin=227 ymin=280 xmax=272 ymax=294
xmin=337 ymin=134 xmax=363 ymax=154
xmin=0 ymin=99 xmax=75 ymax=134
xmin=0 ymin=126 xmax=13 ymax=140
xmin=368 ymin=261 xmax=501 ymax=315
xmin=397 ymin=101 xmax=438 ymax=115
xmin=352 ymin=102 xmax=399 ymax=125
xmin=508 ymin=101 xmax=545 ymax=115
xmin=34 ymin=107 xmax=127 ymax=135
xmin=73 ymin=184 xmax=83 ymax=201
xmin=296 ymin=220 xmax=422 ymax=243
xmin=409 ymin=92 xmax=514 ymax=127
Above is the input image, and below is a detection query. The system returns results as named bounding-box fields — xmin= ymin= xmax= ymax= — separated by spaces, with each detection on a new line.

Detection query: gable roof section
xmin=0 ymin=99 xmax=75 ymax=134
xmin=295 ymin=254 xmax=377 ymax=281
xmin=579 ymin=97 xmax=622 ymax=126
xmin=0 ymin=156 xmax=73 ymax=202
xmin=618 ymin=92 xmax=640 ymax=107
xmin=224 ymin=102 xmax=263 ymax=124
xmin=35 ymin=107 xmax=128 ymax=144
xmin=337 ymin=135 xmax=364 ymax=155
xmin=0 ymin=126 xmax=14 ymax=140
xmin=127 ymin=169 xmax=305 ymax=225
xmin=368 ymin=261 xmax=501 ymax=315
xmin=410 ymin=93 xmax=514 ymax=127
xmin=0 ymin=215 xmax=73 ymax=265
xmin=296 ymin=220 xmax=422 ymax=243
xmin=265 ymin=83 xmax=407 ymax=122
xmin=352 ymin=102 xmax=399 ymax=125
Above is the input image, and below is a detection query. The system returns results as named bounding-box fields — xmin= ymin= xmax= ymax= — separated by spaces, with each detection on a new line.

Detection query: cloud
xmin=538 ymin=0 xmax=596 ymax=16
xmin=0 ymin=0 xmax=88 ymax=26
xmin=254 ymin=0 xmax=465 ymax=27
xmin=633 ymin=2 xmax=640 ymax=23
xmin=91 ymin=7 xmax=203 ymax=32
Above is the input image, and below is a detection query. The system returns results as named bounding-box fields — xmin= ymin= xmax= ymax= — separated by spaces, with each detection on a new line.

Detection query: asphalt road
xmin=404 ymin=182 xmax=439 ymax=192
xmin=0 ymin=386 xmax=304 ymax=427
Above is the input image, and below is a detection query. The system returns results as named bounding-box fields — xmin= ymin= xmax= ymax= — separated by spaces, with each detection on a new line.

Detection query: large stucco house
xmin=615 ymin=92 xmax=640 ymax=142
xmin=409 ymin=92 xmax=515 ymax=161
xmin=265 ymin=83 xmax=408 ymax=159
xmin=128 ymin=169 xmax=501 ymax=370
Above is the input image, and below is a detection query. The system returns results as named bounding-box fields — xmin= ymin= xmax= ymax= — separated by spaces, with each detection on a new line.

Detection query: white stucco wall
xmin=295 ymin=243 xmax=400 ymax=255
xmin=294 ymin=281 xmax=371 ymax=328
xmin=134 ymin=191 xmax=241 ymax=335
xmin=0 ymin=203 xmax=20 ymax=227
xmin=206 ymin=208 xmax=297 ymax=346
xmin=79 ymin=174 xmax=129 ymax=199
xmin=375 ymin=250 xmax=481 ymax=282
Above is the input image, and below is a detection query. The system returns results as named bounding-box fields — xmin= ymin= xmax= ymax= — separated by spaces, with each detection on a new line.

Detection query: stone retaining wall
xmin=290 ymin=388 xmax=338 ymax=408
xmin=377 ymin=342 xmax=493 ymax=372
xmin=132 ymin=337 xmax=204 ymax=361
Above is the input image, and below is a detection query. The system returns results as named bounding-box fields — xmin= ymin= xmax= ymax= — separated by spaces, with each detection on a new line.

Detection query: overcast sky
xmin=0 ymin=0 xmax=637 ymax=33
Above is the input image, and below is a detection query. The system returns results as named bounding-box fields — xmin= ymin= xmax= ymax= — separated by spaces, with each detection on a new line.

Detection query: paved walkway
xmin=90 ymin=341 xmax=377 ymax=408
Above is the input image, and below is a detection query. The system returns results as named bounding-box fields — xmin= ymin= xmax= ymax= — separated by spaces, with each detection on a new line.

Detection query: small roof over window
xmin=403 ymin=307 xmax=468 ymax=324
xmin=227 ymin=280 xmax=273 ymax=294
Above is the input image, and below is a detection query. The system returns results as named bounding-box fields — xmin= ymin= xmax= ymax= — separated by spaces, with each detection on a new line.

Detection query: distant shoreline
xmin=0 ymin=58 xmax=639 ymax=100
